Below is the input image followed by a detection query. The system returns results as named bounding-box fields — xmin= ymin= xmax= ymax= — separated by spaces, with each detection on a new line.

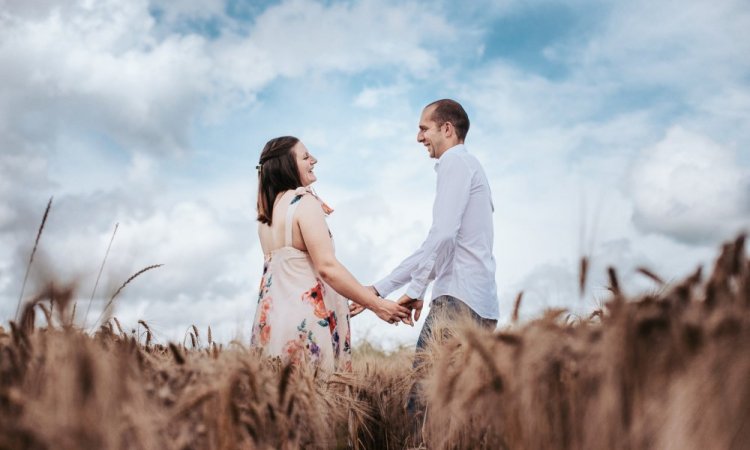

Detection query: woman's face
xmin=293 ymin=141 xmax=317 ymax=186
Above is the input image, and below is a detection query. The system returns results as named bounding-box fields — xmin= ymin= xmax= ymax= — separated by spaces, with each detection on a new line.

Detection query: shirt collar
xmin=434 ymin=143 xmax=466 ymax=171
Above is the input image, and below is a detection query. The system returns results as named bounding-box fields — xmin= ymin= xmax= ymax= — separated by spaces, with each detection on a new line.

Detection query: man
xmin=372 ymin=98 xmax=498 ymax=335
xmin=370 ymin=99 xmax=499 ymax=432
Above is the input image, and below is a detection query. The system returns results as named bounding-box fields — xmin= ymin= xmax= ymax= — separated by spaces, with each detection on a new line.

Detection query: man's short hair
xmin=426 ymin=99 xmax=470 ymax=141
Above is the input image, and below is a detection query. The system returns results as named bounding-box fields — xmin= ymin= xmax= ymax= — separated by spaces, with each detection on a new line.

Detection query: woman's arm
xmin=295 ymin=196 xmax=410 ymax=323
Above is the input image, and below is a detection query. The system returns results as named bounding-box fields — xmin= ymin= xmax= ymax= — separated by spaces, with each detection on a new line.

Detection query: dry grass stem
xmin=83 ymin=222 xmax=119 ymax=327
xmin=512 ymin=291 xmax=523 ymax=324
xmin=579 ymin=256 xmax=589 ymax=297
xmin=15 ymin=196 xmax=53 ymax=321
xmin=94 ymin=264 xmax=163 ymax=328
xmin=636 ymin=266 xmax=665 ymax=285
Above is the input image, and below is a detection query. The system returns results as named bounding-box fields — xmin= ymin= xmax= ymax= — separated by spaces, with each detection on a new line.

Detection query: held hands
xmin=373 ymin=298 xmax=411 ymax=325
xmin=397 ymin=294 xmax=424 ymax=326
xmin=349 ymin=286 xmax=412 ymax=325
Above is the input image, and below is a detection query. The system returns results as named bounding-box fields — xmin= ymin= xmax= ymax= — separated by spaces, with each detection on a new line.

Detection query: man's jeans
xmin=407 ymin=295 xmax=498 ymax=420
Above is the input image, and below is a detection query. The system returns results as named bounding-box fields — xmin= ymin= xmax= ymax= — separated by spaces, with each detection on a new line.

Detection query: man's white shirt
xmin=373 ymin=144 xmax=499 ymax=320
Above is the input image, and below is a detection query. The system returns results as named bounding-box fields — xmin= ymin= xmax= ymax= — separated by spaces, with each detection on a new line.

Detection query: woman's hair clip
xmin=255 ymin=164 xmax=262 ymax=172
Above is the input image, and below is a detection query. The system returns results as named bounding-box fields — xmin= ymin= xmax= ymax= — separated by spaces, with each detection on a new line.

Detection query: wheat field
xmin=1 ymin=234 xmax=749 ymax=449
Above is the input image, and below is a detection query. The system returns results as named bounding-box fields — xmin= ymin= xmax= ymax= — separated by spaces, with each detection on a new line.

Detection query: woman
xmin=250 ymin=136 xmax=410 ymax=372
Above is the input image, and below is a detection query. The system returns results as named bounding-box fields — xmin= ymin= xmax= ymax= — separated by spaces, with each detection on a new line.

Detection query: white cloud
xmin=354 ymin=84 xmax=408 ymax=109
xmin=248 ymin=0 xmax=447 ymax=77
xmin=1 ymin=0 xmax=749 ymax=349
xmin=0 ymin=0 xmax=453 ymax=330
xmin=126 ymin=152 xmax=158 ymax=185
xmin=556 ymin=0 xmax=750 ymax=87
xmin=630 ymin=126 xmax=750 ymax=244
xmin=0 ymin=1 xmax=209 ymax=155
xmin=0 ymin=0 xmax=451 ymax=158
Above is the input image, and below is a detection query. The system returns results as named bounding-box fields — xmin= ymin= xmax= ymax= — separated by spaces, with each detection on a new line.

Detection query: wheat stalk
xmin=137 ymin=319 xmax=150 ymax=331
xmin=636 ymin=266 xmax=665 ymax=285
xmin=608 ymin=266 xmax=621 ymax=296
xmin=93 ymin=264 xmax=163 ymax=328
xmin=137 ymin=319 xmax=152 ymax=346
xmin=191 ymin=324 xmax=200 ymax=346
xmin=112 ymin=317 xmax=125 ymax=337
xmin=38 ymin=302 xmax=53 ymax=327
xmin=169 ymin=342 xmax=185 ymax=365
xmin=579 ymin=256 xmax=589 ymax=297
xmin=15 ymin=197 xmax=53 ymax=321
xmin=82 ymin=222 xmax=118 ymax=327
xmin=512 ymin=291 xmax=523 ymax=324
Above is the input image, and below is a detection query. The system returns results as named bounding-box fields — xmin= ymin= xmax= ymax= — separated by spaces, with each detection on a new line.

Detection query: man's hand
xmin=398 ymin=294 xmax=424 ymax=326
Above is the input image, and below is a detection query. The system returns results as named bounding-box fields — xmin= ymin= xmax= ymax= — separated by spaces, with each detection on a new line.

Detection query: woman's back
xmin=251 ymin=189 xmax=352 ymax=372
xmin=258 ymin=189 xmax=312 ymax=255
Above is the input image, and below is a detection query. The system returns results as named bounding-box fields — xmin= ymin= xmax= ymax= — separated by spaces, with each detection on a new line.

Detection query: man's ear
xmin=443 ymin=121 xmax=454 ymax=138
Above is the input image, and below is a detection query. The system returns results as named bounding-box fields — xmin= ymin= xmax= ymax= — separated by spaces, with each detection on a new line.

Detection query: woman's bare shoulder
xmin=295 ymin=192 xmax=324 ymax=215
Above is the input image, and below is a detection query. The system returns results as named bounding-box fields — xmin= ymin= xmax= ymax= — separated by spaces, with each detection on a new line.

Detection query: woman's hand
xmin=349 ymin=301 xmax=366 ymax=317
xmin=373 ymin=298 xmax=412 ymax=325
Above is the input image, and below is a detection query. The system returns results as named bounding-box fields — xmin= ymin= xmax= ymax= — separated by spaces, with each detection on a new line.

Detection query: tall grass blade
xmin=82 ymin=222 xmax=118 ymax=328
xmin=15 ymin=197 xmax=53 ymax=321
xmin=93 ymin=264 xmax=163 ymax=328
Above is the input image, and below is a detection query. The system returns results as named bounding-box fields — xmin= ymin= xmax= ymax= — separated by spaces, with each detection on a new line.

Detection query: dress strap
xmin=284 ymin=191 xmax=306 ymax=247
xmin=283 ymin=187 xmax=335 ymax=247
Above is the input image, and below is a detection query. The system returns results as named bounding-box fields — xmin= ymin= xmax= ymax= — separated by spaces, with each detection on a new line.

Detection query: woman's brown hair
xmin=256 ymin=136 xmax=302 ymax=225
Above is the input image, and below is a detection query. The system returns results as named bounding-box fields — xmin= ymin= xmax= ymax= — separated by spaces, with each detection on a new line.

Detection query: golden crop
xmin=2 ymin=235 xmax=749 ymax=449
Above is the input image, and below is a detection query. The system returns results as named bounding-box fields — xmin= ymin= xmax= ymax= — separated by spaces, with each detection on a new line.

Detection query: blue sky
xmin=1 ymin=0 xmax=749 ymax=347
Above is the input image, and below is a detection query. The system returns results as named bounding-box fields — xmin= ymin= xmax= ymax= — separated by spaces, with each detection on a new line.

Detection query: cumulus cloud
xmin=247 ymin=0 xmax=448 ymax=77
xmin=1 ymin=0 xmax=748 ymax=348
xmin=552 ymin=0 xmax=750 ymax=89
xmin=630 ymin=126 xmax=750 ymax=244
xmin=0 ymin=0 xmax=208 ymax=155
xmin=0 ymin=0 xmax=451 ymax=157
xmin=440 ymin=0 xmax=749 ymax=327
xmin=0 ymin=0 xmax=458 ymax=344
xmin=353 ymin=84 xmax=408 ymax=109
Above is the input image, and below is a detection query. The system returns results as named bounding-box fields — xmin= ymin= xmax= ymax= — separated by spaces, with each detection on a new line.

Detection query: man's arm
xmin=372 ymin=247 xmax=427 ymax=298
xmin=374 ymin=155 xmax=473 ymax=300
xmin=403 ymin=155 xmax=472 ymax=299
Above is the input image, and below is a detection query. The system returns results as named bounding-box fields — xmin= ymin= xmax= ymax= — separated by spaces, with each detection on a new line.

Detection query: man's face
xmin=417 ymin=106 xmax=445 ymax=159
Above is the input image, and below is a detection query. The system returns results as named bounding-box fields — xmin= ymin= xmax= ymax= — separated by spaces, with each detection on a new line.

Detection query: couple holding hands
xmin=250 ymin=99 xmax=499 ymax=374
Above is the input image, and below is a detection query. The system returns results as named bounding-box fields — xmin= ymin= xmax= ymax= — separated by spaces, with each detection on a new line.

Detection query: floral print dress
xmin=250 ymin=189 xmax=352 ymax=372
